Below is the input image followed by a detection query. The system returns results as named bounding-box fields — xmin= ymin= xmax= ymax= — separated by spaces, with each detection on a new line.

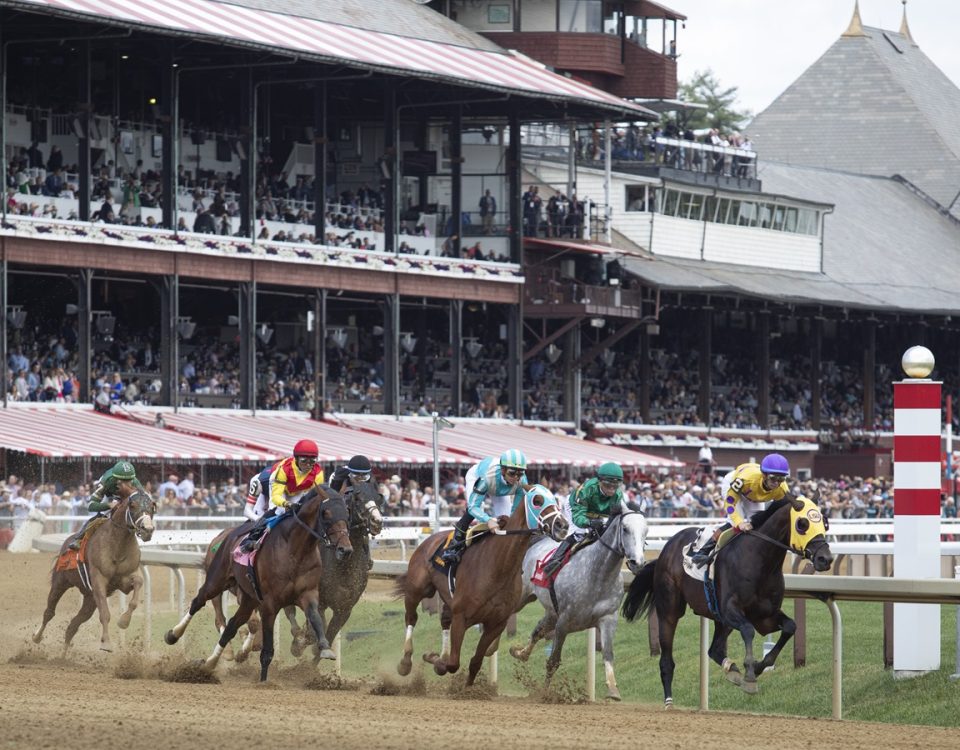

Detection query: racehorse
xmin=33 ymin=490 xmax=156 ymax=652
xmin=165 ymin=487 xmax=352 ymax=681
xmin=509 ymin=502 xmax=648 ymax=700
xmin=283 ymin=480 xmax=383 ymax=661
xmin=394 ymin=485 xmax=568 ymax=686
xmin=621 ymin=493 xmax=833 ymax=705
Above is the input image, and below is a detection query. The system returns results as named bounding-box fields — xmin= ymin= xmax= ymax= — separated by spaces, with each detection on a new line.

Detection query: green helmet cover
xmin=111 ymin=460 xmax=136 ymax=481
xmin=597 ymin=462 xmax=623 ymax=481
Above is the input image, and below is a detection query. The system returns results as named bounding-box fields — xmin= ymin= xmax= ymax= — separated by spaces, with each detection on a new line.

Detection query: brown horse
xmin=394 ymin=484 xmax=568 ymax=686
xmin=33 ymin=490 xmax=156 ymax=652
xmin=165 ymin=487 xmax=352 ymax=681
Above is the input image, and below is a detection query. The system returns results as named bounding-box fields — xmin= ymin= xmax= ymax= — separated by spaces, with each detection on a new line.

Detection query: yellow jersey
xmin=724 ymin=462 xmax=789 ymax=526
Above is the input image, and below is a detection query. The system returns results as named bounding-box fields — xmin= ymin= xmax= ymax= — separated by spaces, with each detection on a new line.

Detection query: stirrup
xmin=440 ymin=543 xmax=463 ymax=563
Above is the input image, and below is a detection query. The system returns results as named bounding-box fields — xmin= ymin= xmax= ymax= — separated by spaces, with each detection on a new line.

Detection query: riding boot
xmin=440 ymin=525 xmax=468 ymax=564
xmin=239 ymin=514 xmax=270 ymax=553
xmin=543 ymin=534 xmax=578 ymax=577
xmin=690 ymin=538 xmax=716 ymax=567
xmin=66 ymin=514 xmax=100 ymax=551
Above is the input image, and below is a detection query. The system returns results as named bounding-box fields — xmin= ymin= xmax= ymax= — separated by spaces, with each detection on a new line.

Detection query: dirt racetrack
xmin=1 ymin=551 xmax=957 ymax=750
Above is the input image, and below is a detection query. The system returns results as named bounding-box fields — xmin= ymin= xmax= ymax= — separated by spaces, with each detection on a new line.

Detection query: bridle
xmin=110 ymin=494 xmax=154 ymax=539
xmin=290 ymin=496 xmax=350 ymax=549
xmin=536 ymin=503 xmax=566 ymax=539
xmin=594 ymin=510 xmax=644 ymax=559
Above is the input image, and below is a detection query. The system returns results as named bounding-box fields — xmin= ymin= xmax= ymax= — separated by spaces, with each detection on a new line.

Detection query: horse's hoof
xmin=99 ymin=644 xmax=113 ymax=653
xmin=117 ymin=618 xmax=131 ymax=630
xmin=508 ymin=645 xmax=529 ymax=662
xmin=664 ymin=698 xmax=674 ymax=710
xmin=433 ymin=661 xmax=448 ymax=676
xmin=234 ymin=650 xmax=249 ymax=664
xmin=397 ymin=658 xmax=412 ymax=677
xmin=422 ymin=652 xmax=439 ymax=665
xmin=316 ymin=648 xmax=336 ymax=661
xmin=31 ymin=633 xmax=42 ymax=645
xmin=740 ymin=679 xmax=759 ymax=695
xmin=723 ymin=669 xmax=743 ymax=687
xmin=164 ymin=630 xmax=179 ymax=646
xmin=606 ymin=688 xmax=622 ymax=702
xmin=290 ymin=639 xmax=306 ymax=658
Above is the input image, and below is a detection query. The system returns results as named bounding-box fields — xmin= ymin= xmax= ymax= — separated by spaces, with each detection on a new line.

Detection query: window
xmin=703 ymin=196 xmax=719 ymax=223
xmin=625 ymin=185 xmax=650 ymax=212
xmin=682 ymin=192 xmax=705 ymax=220
xmin=559 ymin=0 xmax=603 ymax=32
xmin=661 ymin=189 xmax=680 ymax=216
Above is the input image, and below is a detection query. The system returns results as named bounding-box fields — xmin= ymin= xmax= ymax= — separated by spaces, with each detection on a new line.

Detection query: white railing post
xmin=952 ymin=564 xmax=960 ymax=681
xmin=585 ymin=627 xmax=596 ymax=702
xmin=699 ymin=616 xmax=710 ymax=710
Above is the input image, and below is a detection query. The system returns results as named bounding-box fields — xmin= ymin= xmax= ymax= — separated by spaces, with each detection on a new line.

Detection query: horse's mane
xmin=749 ymin=497 xmax=793 ymax=529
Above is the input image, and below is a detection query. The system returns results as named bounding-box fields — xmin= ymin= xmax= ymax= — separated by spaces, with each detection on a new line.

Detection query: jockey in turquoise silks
xmin=440 ymin=449 xmax=531 ymax=564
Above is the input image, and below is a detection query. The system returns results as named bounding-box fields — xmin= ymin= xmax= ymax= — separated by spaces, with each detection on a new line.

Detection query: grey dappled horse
xmin=510 ymin=502 xmax=648 ymax=700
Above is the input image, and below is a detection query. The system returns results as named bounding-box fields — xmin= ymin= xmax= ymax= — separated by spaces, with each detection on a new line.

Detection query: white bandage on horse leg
xmin=722 ymin=657 xmax=734 ymax=672
xmin=441 ymin=628 xmax=451 ymax=659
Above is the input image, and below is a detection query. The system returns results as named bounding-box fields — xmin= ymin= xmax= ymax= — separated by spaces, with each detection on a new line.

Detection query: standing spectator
xmin=478 ymin=189 xmax=496 ymax=235
xmin=177 ymin=471 xmax=196 ymax=502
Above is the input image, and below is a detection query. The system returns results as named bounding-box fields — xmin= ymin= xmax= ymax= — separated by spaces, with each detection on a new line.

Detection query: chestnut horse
xmin=394 ymin=484 xmax=568 ymax=686
xmin=622 ymin=493 xmax=833 ymax=705
xmin=165 ymin=487 xmax=351 ymax=681
xmin=33 ymin=490 xmax=156 ymax=652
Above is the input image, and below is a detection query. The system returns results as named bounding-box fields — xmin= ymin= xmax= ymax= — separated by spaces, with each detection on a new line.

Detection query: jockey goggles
xmin=599 ymin=477 xmax=623 ymax=489
xmin=349 ymin=471 xmax=371 ymax=483
xmin=502 ymin=467 xmax=523 ymax=479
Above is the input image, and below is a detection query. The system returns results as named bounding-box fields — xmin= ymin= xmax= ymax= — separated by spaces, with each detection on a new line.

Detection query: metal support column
xmin=566 ymin=121 xmax=576 ymax=200
xmin=313 ymin=84 xmax=326 ymax=241
xmin=238 ymin=69 xmax=252 ymax=238
xmin=314 ymin=289 xmax=326 ymax=419
xmin=563 ymin=323 xmax=582 ymax=427
xmin=160 ymin=45 xmax=176 ymax=231
xmin=0 ymin=256 xmax=6 ymax=407
xmin=507 ymin=303 xmax=523 ymax=418
xmin=757 ymin=313 xmax=770 ymax=429
xmin=77 ymin=41 xmax=91 ymax=221
xmin=507 ymin=109 xmax=522 ymax=264
xmin=384 ymin=293 xmax=400 ymax=416
xmin=450 ymin=299 xmax=463 ymax=417
xmin=450 ymin=106 xmax=463 ymax=244
xmin=639 ymin=325 xmax=651 ymax=423
xmin=383 ymin=87 xmax=397 ymax=254
xmin=78 ymin=269 xmax=93 ymax=404
xmin=238 ymin=281 xmax=256 ymax=410
xmin=698 ymin=308 xmax=712 ymax=425
xmin=811 ymin=317 xmax=822 ymax=431
xmin=863 ymin=319 xmax=876 ymax=431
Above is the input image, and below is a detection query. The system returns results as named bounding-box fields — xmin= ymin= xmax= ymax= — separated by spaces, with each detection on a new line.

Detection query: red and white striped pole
xmin=893 ymin=345 xmax=941 ymax=676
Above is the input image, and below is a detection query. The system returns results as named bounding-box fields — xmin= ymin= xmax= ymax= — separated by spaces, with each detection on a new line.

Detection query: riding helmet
xmin=760 ymin=453 xmax=790 ymax=476
xmin=347 ymin=454 xmax=372 ymax=473
xmin=499 ymin=448 xmax=528 ymax=470
xmin=293 ymin=438 xmax=319 ymax=457
xmin=597 ymin=462 xmax=624 ymax=481
xmin=111 ymin=460 xmax=136 ymax=480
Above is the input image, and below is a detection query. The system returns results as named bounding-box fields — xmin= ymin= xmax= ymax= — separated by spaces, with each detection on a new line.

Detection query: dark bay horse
xmin=394 ymin=484 xmax=568 ymax=686
xmin=283 ymin=480 xmax=384 ymax=661
xmin=33 ymin=490 xmax=156 ymax=652
xmin=165 ymin=487 xmax=352 ymax=681
xmin=622 ymin=493 xmax=833 ymax=705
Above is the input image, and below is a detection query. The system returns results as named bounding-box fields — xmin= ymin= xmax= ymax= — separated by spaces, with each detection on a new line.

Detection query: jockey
xmin=542 ymin=461 xmax=624 ymax=577
xmin=690 ymin=452 xmax=791 ymax=566
xmin=440 ymin=448 xmax=531 ymax=564
xmin=67 ymin=460 xmax=143 ymax=550
xmin=243 ymin=461 xmax=279 ymax=522
xmin=239 ymin=439 xmax=326 ymax=552
xmin=329 ymin=454 xmax=373 ymax=495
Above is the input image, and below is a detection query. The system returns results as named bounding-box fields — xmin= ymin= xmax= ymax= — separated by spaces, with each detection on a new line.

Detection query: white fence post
xmin=585 ymin=627 xmax=595 ymax=702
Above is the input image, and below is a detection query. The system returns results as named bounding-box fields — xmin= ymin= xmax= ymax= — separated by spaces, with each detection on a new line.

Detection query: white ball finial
xmin=902 ymin=345 xmax=935 ymax=378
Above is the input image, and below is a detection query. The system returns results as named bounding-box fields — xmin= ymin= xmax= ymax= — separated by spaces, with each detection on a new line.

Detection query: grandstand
xmin=0 ymin=0 xmax=958 ymax=492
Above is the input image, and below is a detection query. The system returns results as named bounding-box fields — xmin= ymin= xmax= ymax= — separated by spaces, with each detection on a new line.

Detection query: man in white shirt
xmin=176 ymin=471 xmax=196 ymax=502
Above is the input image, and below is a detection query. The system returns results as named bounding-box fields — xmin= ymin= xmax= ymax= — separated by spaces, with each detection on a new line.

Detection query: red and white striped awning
xmin=337 ymin=416 xmax=683 ymax=470
xmin=13 ymin=0 xmax=652 ymax=116
xmin=161 ymin=412 xmax=471 ymax=466
xmin=0 ymin=405 xmax=277 ymax=461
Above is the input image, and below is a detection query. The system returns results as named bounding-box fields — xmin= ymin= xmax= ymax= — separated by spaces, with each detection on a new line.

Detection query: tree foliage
xmin=671 ymin=69 xmax=751 ymax=133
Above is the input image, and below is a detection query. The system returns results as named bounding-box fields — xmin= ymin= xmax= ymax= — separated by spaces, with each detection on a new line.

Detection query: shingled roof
xmin=746 ymin=17 xmax=960 ymax=218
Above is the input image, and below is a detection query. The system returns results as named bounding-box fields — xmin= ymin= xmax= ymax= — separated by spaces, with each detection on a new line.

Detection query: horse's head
xmin=123 ymin=490 xmax=156 ymax=542
xmin=523 ymin=484 xmax=568 ymax=541
xmin=347 ymin=481 xmax=383 ymax=536
xmin=788 ymin=491 xmax=833 ymax=572
xmin=615 ymin=500 xmax=649 ymax=575
xmin=316 ymin=490 xmax=353 ymax=561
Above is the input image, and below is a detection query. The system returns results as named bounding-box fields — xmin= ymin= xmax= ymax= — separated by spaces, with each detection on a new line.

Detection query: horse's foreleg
xmin=286 ymin=604 xmax=309 ymax=657
xmin=203 ymin=595 xmax=256 ymax=672
xmin=544 ymin=627 xmax=569 ymax=686
xmin=398 ymin=592 xmax=420 ymax=676
xmin=63 ymin=594 xmax=97 ymax=651
xmin=319 ymin=606 xmax=349 ymax=654
xmin=425 ymin=602 xmax=453 ymax=666
xmin=166 ymin=577 xmax=224 ymax=645
xmin=301 ymin=597 xmax=335 ymax=661
xmin=116 ymin=572 xmax=143 ymax=630
xmin=509 ymin=613 xmax=554 ymax=662
xmin=90 ymin=576 xmax=113 ymax=651
xmin=467 ymin=621 xmax=505 ymax=687
xmin=33 ymin=576 xmax=71 ymax=644
xmin=211 ymin=593 xmax=236 ymax=661
xmin=598 ymin=614 xmax=621 ymax=701
xmin=755 ymin=611 xmax=796 ymax=676
xmin=725 ymin=609 xmax=758 ymax=691
xmin=258 ymin=606 xmax=278 ymax=682
xmin=707 ymin=622 xmax=741 ymax=685
xmin=436 ymin=612 xmax=466 ymax=676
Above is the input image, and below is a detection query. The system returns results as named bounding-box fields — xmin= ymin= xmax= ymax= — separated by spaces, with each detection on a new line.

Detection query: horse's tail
xmin=621 ymin=560 xmax=656 ymax=622
xmin=393 ymin=573 xmax=408 ymax=600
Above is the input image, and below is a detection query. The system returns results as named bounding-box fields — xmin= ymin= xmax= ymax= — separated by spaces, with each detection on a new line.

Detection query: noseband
xmin=537 ymin=505 xmax=566 ymax=538
xmin=594 ymin=510 xmax=643 ymax=557
xmin=110 ymin=496 xmax=153 ymax=538
xmin=291 ymin=498 xmax=349 ymax=548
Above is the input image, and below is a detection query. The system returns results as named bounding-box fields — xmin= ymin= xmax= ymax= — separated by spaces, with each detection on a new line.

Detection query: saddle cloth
xmin=430 ymin=524 xmax=490 ymax=571
xmin=55 ymin=518 xmax=106 ymax=572
xmin=531 ymin=546 xmax=571 ymax=588
xmin=682 ymin=525 xmax=717 ymax=583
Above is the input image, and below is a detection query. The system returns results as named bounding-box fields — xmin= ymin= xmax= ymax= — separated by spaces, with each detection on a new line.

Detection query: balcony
xmin=525 ymin=278 xmax=647 ymax=319
xmin=480 ymin=31 xmax=677 ymax=100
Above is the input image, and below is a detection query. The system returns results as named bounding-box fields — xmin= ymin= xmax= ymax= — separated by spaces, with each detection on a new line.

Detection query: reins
xmin=290 ymin=498 xmax=347 ymax=548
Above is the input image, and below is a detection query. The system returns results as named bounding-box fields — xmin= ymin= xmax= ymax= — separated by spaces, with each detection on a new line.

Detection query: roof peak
xmin=841 ymin=0 xmax=865 ymax=37
xmin=900 ymin=0 xmax=914 ymax=43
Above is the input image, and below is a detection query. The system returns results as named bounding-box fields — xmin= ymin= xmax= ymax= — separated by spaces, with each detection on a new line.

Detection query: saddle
xmin=531 ymin=546 xmax=571 ymax=588
xmin=56 ymin=518 xmax=107 ymax=572
xmin=429 ymin=524 xmax=491 ymax=572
